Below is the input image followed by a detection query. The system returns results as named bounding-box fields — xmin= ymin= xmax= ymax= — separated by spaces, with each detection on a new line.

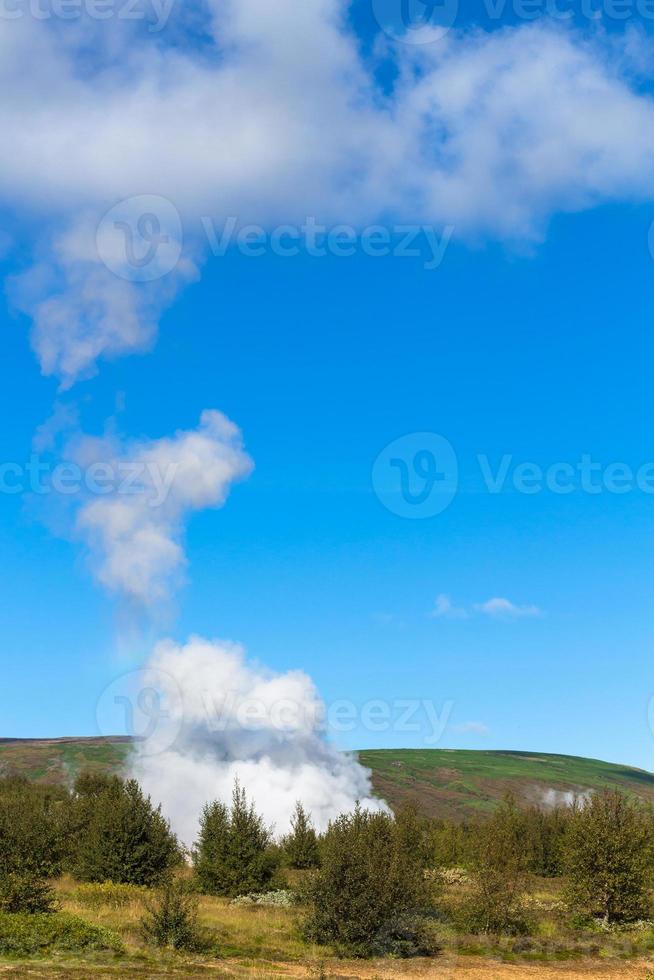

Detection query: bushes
xmin=71 ymin=775 xmax=181 ymax=886
xmin=0 ymin=873 xmax=57 ymax=915
xmin=563 ymin=790 xmax=653 ymax=924
xmin=140 ymin=879 xmax=212 ymax=952
xmin=459 ymin=797 xmax=531 ymax=936
xmin=303 ymin=806 xmax=437 ymax=957
xmin=0 ymin=778 xmax=69 ymax=878
xmin=194 ymin=780 xmax=280 ymax=897
xmin=0 ymin=912 xmax=123 ymax=956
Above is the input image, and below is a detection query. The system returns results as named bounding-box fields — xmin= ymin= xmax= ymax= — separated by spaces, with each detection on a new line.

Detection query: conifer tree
xmin=194 ymin=779 xmax=279 ymax=896
xmin=73 ymin=776 xmax=180 ymax=886
xmin=283 ymin=802 xmax=320 ymax=869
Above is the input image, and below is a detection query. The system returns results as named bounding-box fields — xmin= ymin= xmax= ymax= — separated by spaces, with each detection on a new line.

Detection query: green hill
xmin=2 ymin=738 xmax=654 ymax=821
xmin=359 ymin=748 xmax=654 ymax=820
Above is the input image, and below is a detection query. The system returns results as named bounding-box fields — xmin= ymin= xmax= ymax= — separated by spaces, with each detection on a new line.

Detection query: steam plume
xmin=129 ymin=635 xmax=387 ymax=845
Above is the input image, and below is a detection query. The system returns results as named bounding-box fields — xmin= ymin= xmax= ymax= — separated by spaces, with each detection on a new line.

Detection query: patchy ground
xmin=0 ymin=956 xmax=652 ymax=978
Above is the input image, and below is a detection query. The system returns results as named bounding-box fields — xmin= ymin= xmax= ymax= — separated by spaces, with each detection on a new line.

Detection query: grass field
xmin=0 ymin=874 xmax=652 ymax=978
xmin=2 ymin=738 xmax=654 ymax=821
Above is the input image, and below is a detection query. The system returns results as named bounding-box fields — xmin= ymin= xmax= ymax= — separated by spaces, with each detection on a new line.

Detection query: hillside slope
xmin=359 ymin=748 xmax=654 ymax=819
xmin=2 ymin=738 xmax=654 ymax=820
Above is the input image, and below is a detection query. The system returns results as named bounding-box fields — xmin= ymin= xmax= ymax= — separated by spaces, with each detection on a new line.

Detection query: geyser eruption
xmin=129 ymin=635 xmax=387 ymax=845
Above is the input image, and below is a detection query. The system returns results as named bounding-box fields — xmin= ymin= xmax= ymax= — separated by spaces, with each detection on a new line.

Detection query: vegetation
xmin=0 ymin=911 xmax=122 ymax=956
xmin=5 ymin=738 xmax=654 ymax=822
xmin=2 ymin=766 xmax=654 ymax=974
xmin=193 ymin=780 xmax=280 ymax=897
xmin=0 ymin=777 xmax=68 ymax=877
xmin=303 ymin=805 xmax=436 ymax=956
xmin=140 ymin=878 xmax=212 ymax=952
xmin=0 ymin=873 xmax=58 ymax=915
xmin=459 ymin=797 xmax=531 ymax=935
xmin=70 ymin=774 xmax=181 ymax=886
xmin=282 ymin=801 xmax=320 ymax=869
xmin=563 ymin=789 xmax=653 ymax=924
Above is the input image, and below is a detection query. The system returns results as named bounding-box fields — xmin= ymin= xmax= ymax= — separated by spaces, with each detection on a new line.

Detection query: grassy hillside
xmin=359 ymin=748 xmax=654 ymax=820
xmin=2 ymin=737 xmax=654 ymax=820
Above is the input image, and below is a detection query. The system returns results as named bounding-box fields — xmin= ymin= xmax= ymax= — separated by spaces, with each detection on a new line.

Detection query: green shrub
xmin=71 ymin=881 xmax=148 ymax=910
xmin=72 ymin=775 xmax=181 ymax=886
xmin=563 ymin=790 xmax=653 ymax=925
xmin=194 ymin=780 xmax=280 ymax=897
xmin=0 ymin=873 xmax=58 ymax=914
xmin=282 ymin=802 xmax=320 ymax=869
xmin=0 ymin=912 xmax=123 ymax=956
xmin=0 ymin=781 xmax=69 ymax=878
xmin=458 ymin=797 xmax=531 ymax=936
xmin=302 ymin=805 xmax=436 ymax=957
xmin=230 ymin=889 xmax=296 ymax=907
xmin=140 ymin=879 xmax=213 ymax=952
xmin=368 ymin=912 xmax=442 ymax=957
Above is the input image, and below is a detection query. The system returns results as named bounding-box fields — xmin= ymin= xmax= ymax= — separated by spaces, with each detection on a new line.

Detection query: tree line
xmin=1 ymin=771 xmax=653 ymax=956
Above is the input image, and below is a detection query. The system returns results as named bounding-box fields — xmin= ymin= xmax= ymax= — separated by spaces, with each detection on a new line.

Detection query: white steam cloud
xmin=66 ymin=410 xmax=252 ymax=604
xmin=129 ymin=635 xmax=387 ymax=845
xmin=3 ymin=11 xmax=654 ymax=382
xmin=11 ymin=213 xmax=196 ymax=388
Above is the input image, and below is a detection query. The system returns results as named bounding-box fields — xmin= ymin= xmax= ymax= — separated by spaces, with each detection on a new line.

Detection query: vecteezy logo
xmin=372 ymin=432 xmax=458 ymax=518
xmin=96 ymin=667 xmax=183 ymax=756
xmin=371 ymin=0 xmax=458 ymax=44
xmin=96 ymin=194 xmax=183 ymax=282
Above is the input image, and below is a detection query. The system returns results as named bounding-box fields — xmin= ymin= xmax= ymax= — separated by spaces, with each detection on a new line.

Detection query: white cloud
xmin=431 ymin=594 xmax=542 ymax=619
xmin=2 ymin=15 xmax=654 ymax=381
xmin=67 ymin=410 xmax=252 ymax=604
xmin=474 ymin=597 xmax=542 ymax=619
xmin=430 ymin=593 xmax=469 ymax=619
xmin=453 ymin=721 xmax=490 ymax=736
xmin=129 ymin=635 xmax=388 ymax=845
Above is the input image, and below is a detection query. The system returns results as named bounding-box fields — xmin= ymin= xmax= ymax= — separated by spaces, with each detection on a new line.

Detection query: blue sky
xmin=2 ymin=3 xmax=654 ymax=773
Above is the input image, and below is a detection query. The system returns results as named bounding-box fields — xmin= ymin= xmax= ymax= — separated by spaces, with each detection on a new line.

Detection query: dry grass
xmin=0 ymin=876 xmax=649 ymax=978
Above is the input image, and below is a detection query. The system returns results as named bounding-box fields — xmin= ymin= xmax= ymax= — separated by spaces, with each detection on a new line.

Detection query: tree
xmin=282 ymin=802 xmax=319 ymax=869
xmin=73 ymin=776 xmax=181 ymax=886
xmin=461 ymin=796 xmax=531 ymax=935
xmin=303 ymin=805 xmax=437 ymax=957
xmin=563 ymin=789 xmax=653 ymax=924
xmin=0 ymin=778 xmax=68 ymax=878
xmin=194 ymin=780 xmax=279 ymax=897
xmin=521 ymin=804 xmax=570 ymax=877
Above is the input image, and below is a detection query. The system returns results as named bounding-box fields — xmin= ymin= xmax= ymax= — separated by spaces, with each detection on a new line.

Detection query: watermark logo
xmin=96 ymin=194 xmax=182 ymax=282
xmin=96 ymin=667 xmax=183 ymax=756
xmin=372 ymin=432 xmax=459 ymax=518
xmin=202 ymin=217 xmax=453 ymax=270
xmin=371 ymin=0 xmax=459 ymax=43
xmin=0 ymin=0 xmax=175 ymax=28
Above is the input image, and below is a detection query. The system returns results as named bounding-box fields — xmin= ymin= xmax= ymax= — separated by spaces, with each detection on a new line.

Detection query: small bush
xmin=436 ymin=866 xmax=470 ymax=886
xmin=71 ymin=881 xmax=148 ymax=910
xmin=0 ymin=912 xmax=123 ymax=956
xmin=368 ymin=912 xmax=443 ymax=958
xmin=230 ymin=889 xmax=296 ymax=907
xmin=0 ymin=873 xmax=58 ymax=914
xmin=140 ymin=879 xmax=213 ymax=953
